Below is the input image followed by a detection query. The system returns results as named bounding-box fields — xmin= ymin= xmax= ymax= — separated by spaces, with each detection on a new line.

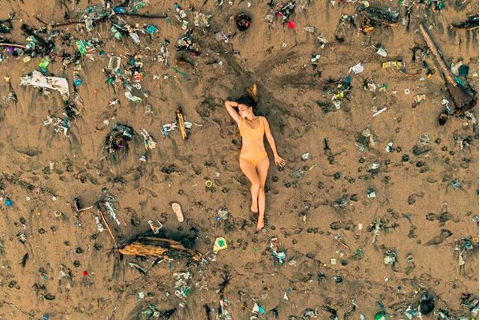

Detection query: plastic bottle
xmin=73 ymin=73 xmax=82 ymax=86
xmin=39 ymin=58 xmax=50 ymax=70
xmin=374 ymin=313 xmax=386 ymax=320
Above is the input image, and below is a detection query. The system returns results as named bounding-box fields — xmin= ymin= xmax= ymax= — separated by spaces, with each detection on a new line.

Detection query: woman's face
xmin=238 ymin=104 xmax=252 ymax=118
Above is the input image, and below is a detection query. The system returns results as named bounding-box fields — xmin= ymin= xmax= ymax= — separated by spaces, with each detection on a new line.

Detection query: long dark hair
xmin=235 ymin=84 xmax=258 ymax=110
xmin=236 ymin=95 xmax=256 ymax=108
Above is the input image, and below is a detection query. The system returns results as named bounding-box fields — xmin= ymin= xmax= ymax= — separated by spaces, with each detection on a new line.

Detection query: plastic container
xmin=108 ymin=56 xmax=121 ymax=71
xmin=39 ymin=59 xmax=50 ymax=69
xmin=146 ymin=25 xmax=158 ymax=35
xmin=73 ymin=73 xmax=82 ymax=86
xmin=114 ymin=6 xmax=127 ymax=14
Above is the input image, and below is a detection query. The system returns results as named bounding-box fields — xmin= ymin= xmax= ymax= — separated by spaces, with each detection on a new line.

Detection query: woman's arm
xmin=263 ymin=117 xmax=285 ymax=166
xmin=224 ymin=100 xmax=242 ymax=125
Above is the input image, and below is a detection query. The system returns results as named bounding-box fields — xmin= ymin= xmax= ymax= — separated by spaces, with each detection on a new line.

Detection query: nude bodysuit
xmin=239 ymin=117 xmax=268 ymax=166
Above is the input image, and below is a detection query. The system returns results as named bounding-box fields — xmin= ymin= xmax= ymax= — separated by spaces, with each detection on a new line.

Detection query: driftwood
xmin=419 ymin=24 xmax=456 ymax=85
xmin=97 ymin=204 xmax=200 ymax=262
xmin=119 ymin=236 xmax=201 ymax=261
xmin=419 ymin=24 xmax=477 ymax=114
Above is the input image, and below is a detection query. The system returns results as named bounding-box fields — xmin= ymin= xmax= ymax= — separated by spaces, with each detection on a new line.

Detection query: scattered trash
xmin=382 ymin=60 xmax=405 ymax=70
xmin=311 ymin=54 xmax=321 ymax=66
xmin=0 ymin=2 xmax=476 ymax=319
xmin=139 ymin=129 xmax=156 ymax=150
xmin=373 ymin=105 xmax=388 ymax=117
xmin=20 ymin=71 xmax=69 ymax=96
xmin=252 ymin=302 xmax=265 ymax=314
xmin=349 ymin=62 xmax=364 ymax=74
xmin=148 ymin=220 xmax=163 ymax=234
xmin=269 ymin=237 xmax=286 ymax=265
xmin=385 ymin=141 xmax=394 ymax=152
xmin=105 ymin=124 xmax=134 ymax=156
xmin=235 ymin=13 xmax=251 ymax=31
xmin=367 ymin=188 xmax=376 ymax=198
xmin=451 ymin=180 xmax=461 ymax=189
xmin=304 ymin=26 xmax=316 ymax=33
xmin=317 ymin=33 xmax=328 ymax=48
xmin=413 ymin=94 xmax=427 ymax=107
xmin=284 ymin=289 xmax=291 ymax=301
xmin=213 ymin=237 xmax=228 ymax=252
xmin=384 ymin=250 xmax=397 ymax=265
xmin=376 ymin=47 xmax=387 ymax=57
xmin=171 ymin=202 xmax=184 ymax=222
xmin=218 ymin=299 xmax=232 ymax=320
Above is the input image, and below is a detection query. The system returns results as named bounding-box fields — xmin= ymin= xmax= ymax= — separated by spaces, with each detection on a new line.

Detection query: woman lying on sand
xmin=224 ymin=84 xmax=285 ymax=231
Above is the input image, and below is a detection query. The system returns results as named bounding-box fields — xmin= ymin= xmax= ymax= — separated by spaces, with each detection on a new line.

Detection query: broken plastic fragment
xmin=20 ymin=71 xmax=69 ymax=96
xmin=349 ymin=62 xmax=364 ymax=74
xmin=376 ymin=47 xmax=387 ymax=57
xmin=125 ymin=91 xmax=142 ymax=102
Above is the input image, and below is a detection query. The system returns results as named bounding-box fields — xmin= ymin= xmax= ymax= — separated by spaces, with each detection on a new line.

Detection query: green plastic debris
xmin=75 ymin=40 xmax=87 ymax=55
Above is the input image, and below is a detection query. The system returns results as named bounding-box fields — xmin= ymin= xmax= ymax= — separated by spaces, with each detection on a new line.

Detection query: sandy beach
xmin=0 ymin=0 xmax=478 ymax=319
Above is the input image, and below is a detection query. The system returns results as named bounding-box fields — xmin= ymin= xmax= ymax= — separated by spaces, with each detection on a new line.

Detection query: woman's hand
xmin=274 ymin=154 xmax=286 ymax=167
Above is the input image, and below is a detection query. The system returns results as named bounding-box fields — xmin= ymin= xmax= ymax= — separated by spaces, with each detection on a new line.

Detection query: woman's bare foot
xmin=256 ymin=218 xmax=264 ymax=231
xmin=251 ymin=202 xmax=258 ymax=213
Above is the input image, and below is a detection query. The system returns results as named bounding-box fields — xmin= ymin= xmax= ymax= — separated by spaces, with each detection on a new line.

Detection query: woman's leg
xmin=240 ymin=158 xmax=260 ymax=213
xmin=255 ymin=156 xmax=270 ymax=231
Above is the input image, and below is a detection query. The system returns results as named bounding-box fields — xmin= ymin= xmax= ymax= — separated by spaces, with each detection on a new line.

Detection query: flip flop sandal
xmin=171 ymin=202 xmax=184 ymax=222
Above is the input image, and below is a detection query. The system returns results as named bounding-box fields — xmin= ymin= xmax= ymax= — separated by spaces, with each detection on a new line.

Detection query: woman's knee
xmin=251 ymin=181 xmax=260 ymax=190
